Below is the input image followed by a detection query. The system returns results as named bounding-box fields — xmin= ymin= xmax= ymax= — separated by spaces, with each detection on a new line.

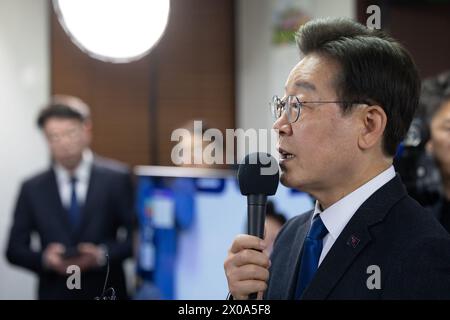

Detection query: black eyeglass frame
xmin=270 ymin=95 xmax=371 ymax=123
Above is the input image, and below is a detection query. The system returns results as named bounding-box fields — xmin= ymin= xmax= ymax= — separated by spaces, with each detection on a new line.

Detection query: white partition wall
xmin=0 ymin=0 xmax=50 ymax=299
xmin=236 ymin=0 xmax=355 ymax=133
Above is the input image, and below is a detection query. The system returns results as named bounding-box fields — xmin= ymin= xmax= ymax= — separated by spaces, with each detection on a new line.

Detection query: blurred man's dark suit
xmin=431 ymin=199 xmax=450 ymax=235
xmin=6 ymin=156 xmax=134 ymax=300
xmin=266 ymin=175 xmax=450 ymax=299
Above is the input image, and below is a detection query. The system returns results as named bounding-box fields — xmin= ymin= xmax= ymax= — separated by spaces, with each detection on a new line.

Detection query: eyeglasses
xmin=270 ymin=95 xmax=369 ymax=123
xmin=46 ymin=126 xmax=82 ymax=144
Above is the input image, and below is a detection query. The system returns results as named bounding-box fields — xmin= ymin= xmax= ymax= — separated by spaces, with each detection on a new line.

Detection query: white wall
xmin=0 ymin=0 xmax=50 ymax=299
xmin=236 ymin=0 xmax=355 ymax=132
xmin=236 ymin=0 xmax=273 ymax=133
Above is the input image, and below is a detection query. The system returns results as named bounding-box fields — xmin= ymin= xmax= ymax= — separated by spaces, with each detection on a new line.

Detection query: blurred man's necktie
xmin=68 ymin=176 xmax=80 ymax=228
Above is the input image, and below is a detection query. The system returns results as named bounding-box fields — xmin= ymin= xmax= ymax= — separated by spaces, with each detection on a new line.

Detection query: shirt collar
xmin=313 ymin=165 xmax=396 ymax=240
xmin=54 ymin=149 xmax=93 ymax=183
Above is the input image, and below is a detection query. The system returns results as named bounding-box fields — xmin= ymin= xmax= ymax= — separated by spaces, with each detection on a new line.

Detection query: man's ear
xmin=82 ymin=119 xmax=93 ymax=144
xmin=358 ymin=105 xmax=387 ymax=151
xmin=82 ymin=119 xmax=92 ymax=133
xmin=425 ymin=140 xmax=434 ymax=155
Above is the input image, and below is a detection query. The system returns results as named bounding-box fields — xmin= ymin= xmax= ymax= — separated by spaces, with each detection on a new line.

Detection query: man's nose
xmin=272 ymin=113 xmax=292 ymax=136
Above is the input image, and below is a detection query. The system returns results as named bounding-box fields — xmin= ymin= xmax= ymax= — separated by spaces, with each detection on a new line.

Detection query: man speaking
xmin=224 ymin=18 xmax=450 ymax=299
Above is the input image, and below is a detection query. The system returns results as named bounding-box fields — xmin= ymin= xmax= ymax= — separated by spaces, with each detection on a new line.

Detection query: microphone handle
xmin=247 ymin=194 xmax=267 ymax=300
xmin=247 ymin=195 xmax=267 ymax=237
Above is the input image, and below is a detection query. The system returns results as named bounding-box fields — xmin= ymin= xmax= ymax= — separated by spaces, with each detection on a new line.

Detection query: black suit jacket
xmin=265 ymin=175 xmax=450 ymax=299
xmin=430 ymin=198 xmax=450 ymax=235
xmin=5 ymin=156 xmax=134 ymax=300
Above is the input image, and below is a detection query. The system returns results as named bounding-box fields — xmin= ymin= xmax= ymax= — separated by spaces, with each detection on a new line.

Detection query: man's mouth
xmin=278 ymin=148 xmax=295 ymax=160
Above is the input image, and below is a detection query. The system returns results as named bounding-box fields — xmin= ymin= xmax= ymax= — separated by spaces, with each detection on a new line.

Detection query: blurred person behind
xmin=135 ymin=120 xmax=203 ymax=299
xmin=263 ymin=201 xmax=287 ymax=256
xmin=423 ymin=71 xmax=450 ymax=232
xmin=5 ymin=95 xmax=134 ymax=299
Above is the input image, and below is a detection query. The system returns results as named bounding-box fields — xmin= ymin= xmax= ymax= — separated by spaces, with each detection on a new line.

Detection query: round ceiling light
xmin=53 ymin=0 xmax=170 ymax=63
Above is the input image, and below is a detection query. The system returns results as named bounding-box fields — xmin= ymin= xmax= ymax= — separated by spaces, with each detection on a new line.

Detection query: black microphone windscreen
xmin=237 ymin=152 xmax=279 ymax=196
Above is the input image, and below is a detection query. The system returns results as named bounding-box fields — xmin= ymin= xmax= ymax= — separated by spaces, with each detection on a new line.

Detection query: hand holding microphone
xmin=224 ymin=153 xmax=279 ymax=300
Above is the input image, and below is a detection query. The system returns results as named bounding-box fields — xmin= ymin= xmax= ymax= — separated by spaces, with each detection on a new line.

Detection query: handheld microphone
xmin=237 ymin=152 xmax=279 ymax=300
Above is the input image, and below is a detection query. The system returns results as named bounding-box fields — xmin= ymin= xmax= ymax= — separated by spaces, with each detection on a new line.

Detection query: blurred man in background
xmin=5 ymin=95 xmax=134 ymax=300
xmin=263 ymin=201 xmax=286 ymax=256
xmin=134 ymin=120 xmax=207 ymax=299
xmin=422 ymin=71 xmax=450 ymax=232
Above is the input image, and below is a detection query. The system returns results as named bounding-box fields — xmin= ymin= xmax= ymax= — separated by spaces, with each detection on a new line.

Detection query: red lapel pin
xmin=347 ymin=235 xmax=360 ymax=248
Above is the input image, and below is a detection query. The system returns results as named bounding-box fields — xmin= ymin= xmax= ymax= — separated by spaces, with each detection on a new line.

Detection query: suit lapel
xmin=284 ymin=211 xmax=313 ymax=299
xmin=301 ymin=174 xmax=407 ymax=299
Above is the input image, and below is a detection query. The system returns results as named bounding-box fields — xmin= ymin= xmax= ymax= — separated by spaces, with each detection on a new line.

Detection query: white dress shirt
xmin=54 ymin=149 xmax=93 ymax=209
xmin=312 ymin=165 xmax=396 ymax=266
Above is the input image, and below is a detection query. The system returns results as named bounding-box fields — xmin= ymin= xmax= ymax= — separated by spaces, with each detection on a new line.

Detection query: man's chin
xmin=58 ymin=157 xmax=81 ymax=170
xmin=280 ymin=172 xmax=294 ymax=188
xmin=280 ymin=170 xmax=309 ymax=193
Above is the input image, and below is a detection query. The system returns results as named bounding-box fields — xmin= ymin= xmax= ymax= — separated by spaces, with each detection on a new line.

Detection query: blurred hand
xmin=224 ymin=235 xmax=270 ymax=300
xmin=42 ymin=243 xmax=67 ymax=275
xmin=64 ymin=243 xmax=105 ymax=272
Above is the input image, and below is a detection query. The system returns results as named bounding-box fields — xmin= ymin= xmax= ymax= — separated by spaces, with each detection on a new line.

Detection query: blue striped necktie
xmin=295 ymin=215 xmax=328 ymax=299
